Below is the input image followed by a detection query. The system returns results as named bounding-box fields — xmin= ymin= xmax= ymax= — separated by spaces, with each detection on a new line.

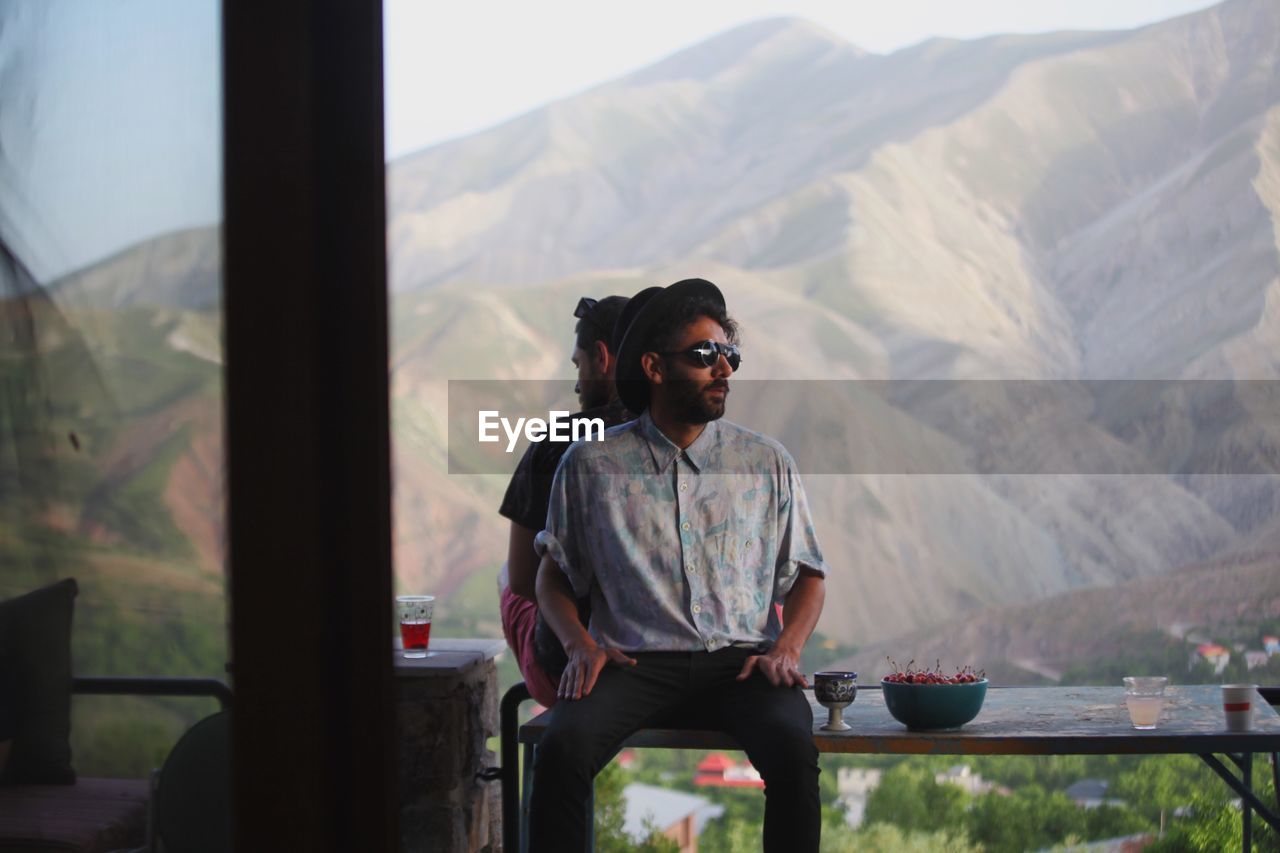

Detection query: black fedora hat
xmin=613 ymin=278 xmax=725 ymax=413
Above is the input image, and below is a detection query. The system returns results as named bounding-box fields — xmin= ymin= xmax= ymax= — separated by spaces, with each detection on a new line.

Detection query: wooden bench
xmin=501 ymin=683 xmax=1280 ymax=853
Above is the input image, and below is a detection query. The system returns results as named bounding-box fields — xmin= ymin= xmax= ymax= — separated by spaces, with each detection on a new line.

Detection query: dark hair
xmin=574 ymin=295 xmax=629 ymax=353
xmin=644 ymin=296 xmax=739 ymax=354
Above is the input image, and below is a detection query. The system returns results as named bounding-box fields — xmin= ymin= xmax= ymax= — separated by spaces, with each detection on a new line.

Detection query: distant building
xmin=935 ymin=764 xmax=996 ymax=796
xmin=1263 ymin=636 xmax=1279 ymax=656
xmin=1065 ymin=778 xmax=1126 ymax=810
xmin=693 ymin=752 xmax=764 ymax=789
xmin=622 ymin=783 xmax=723 ymax=853
xmin=1192 ymin=643 xmax=1230 ymax=675
xmin=836 ymin=767 xmax=883 ymax=827
xmin=1245 ymin=650 xmax=1270 ymax=670
xmin=837 ymin=767 xmax=882 ymax=797
xmin=1065 ymin=779 xmax=1109 ymax=808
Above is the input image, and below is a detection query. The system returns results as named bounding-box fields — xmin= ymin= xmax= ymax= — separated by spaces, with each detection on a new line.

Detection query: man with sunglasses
xmin=498 ymin=294 xmax=633 ymax=709
xmin=531 ymin=279 xmax=828 ymax=852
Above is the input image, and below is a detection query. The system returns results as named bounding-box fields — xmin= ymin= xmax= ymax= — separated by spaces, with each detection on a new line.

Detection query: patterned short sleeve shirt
xmin=535 ymin=410 xmax=827 ymax=652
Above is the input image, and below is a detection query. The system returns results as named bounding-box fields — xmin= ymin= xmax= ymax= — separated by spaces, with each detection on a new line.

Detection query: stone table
xmin=396 ymin=637 xmax=506 ymax=852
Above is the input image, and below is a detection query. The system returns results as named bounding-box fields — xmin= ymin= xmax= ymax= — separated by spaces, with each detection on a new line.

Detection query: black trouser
xmin=528 ymin=648 xmax=820 ymax=853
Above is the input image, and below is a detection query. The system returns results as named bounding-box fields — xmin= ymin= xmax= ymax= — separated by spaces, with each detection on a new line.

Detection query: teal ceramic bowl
xmin=880 ymin=679 xmax=988 ymax=731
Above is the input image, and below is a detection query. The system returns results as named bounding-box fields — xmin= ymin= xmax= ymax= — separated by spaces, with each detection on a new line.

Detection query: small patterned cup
xmin=814 ymin=671 xmax=858 ymax=731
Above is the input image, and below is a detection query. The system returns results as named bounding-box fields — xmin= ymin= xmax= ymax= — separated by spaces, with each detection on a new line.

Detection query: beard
xmin=577 ymin=377 xmax=610 ymax=410
xmin=577 ymin=389 xmax=600 ymax=410
xmin=668 ymin=378 xmax=728 ymax=424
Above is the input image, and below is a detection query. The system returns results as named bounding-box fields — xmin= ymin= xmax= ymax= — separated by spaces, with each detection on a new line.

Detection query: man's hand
xmin=736 ymin=571 xmax=825 ymax=688
xmin=538 ymin=553 xmax=634 ymax=701
xmin=736 ymin=643 xmax=809 ymax=688
xmin=558 ymin=640 xmax=637 ymax=701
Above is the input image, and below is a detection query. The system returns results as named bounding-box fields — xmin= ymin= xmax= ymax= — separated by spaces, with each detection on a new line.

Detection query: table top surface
xmin=392 ymin=637 xmax=506 ymax=677
xmin=521 ymin=685 xmax=1280 ymax=755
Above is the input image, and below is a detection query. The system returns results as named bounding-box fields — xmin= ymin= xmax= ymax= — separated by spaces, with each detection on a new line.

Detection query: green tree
xmin=705 ymin=816 xmax=761 ymax=853
xmin=862 ymin=763 xmax=968 ymax=833
xmin=696 ymin=787 xmax=766 ymax=853
xmin=1111 ymin=755 xmax=1221 ymax=832
xmin=966 ymin=785 xmax=1088 ymax=852
xmin=1149 ymin=792 xmax=1240 ymax=852
xmin=966 ymin=754 xmax=1117 ymax=791
xmin=1083 ymin=803 xmax=1151 ymax=841
xmin=594 ymin=761 xmax=630 ymax=852
xmin=1149 ymin=772 xmax=1279 ymax=851
xmin=822 ymin=821 xmax=979 ymax=853
xmin=593 ymin=763 xmax=683 ymax=853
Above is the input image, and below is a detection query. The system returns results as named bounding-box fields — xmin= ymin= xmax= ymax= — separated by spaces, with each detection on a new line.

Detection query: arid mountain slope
xmin=40 ymin=0 xmax=1280 ymax=645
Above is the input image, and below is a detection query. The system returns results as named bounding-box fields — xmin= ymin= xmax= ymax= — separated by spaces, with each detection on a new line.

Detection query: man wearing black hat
xmin=532 ymin=279 xmax=828 ymax=852
xmin=498 ymin=295 xmax=633 ymax=709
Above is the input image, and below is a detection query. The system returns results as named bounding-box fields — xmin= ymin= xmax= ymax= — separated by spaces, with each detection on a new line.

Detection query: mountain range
xmin=26 ymin=0 xmax=1280 ymax=655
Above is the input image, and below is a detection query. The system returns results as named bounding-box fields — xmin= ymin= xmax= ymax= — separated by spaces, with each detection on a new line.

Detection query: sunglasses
xmin=660 ymin=340 xmax=742 ymax=371
xmin=573 ymin=296 xmax=611 ymax=338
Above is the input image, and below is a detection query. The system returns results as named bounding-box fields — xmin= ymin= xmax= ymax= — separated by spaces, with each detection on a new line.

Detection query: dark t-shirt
xmin=499 ymin=398 xmax=633 ymax=679
xmin=498 ymin=398 xmax=633 ymax=532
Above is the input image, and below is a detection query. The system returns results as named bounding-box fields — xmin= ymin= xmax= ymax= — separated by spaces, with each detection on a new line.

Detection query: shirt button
xmin=744 ymin=539 xmax=753 ymax=548
xmin=681 ymin=522 xmax=691 ymax=531
xmin=686 ymin=563 xmax=696 ymax=572
xmin=679 ymin=482 xmax=688 ymax=492
xmin=692 ymin=604 xmax=702 ymax=614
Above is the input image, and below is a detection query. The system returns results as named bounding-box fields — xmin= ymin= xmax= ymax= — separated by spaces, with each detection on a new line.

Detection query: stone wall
xmin=397 ymin=653 xmax=502 ymax=851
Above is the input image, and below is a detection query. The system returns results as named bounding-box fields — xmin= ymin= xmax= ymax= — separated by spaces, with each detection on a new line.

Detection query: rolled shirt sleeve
xmin=773 ymin=452 xmax=828 ymax=603
xmin=534 ymin=448 xmax=594 ymax=599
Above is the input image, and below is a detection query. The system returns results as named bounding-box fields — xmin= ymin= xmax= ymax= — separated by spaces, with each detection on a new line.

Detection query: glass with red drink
xmin=397 ymin=595 xmax=435 ymax=658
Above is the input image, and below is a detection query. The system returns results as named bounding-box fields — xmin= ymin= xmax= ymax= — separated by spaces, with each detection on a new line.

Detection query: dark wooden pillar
xmin=222 ymin=1 xmax=396 ymax=849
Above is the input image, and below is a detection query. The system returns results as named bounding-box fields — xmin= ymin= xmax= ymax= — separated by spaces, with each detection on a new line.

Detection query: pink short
xmin=499 ymin=585 xmax=559 ymax=708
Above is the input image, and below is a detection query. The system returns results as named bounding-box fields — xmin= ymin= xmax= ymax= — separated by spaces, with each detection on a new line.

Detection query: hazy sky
xmin=0 ymin=2 xmax=220 ymax=282
xmin=384 ymin=0 xmax=1220 ymax=157
xmin=2 ymin=1 xmax=1221 ymax=279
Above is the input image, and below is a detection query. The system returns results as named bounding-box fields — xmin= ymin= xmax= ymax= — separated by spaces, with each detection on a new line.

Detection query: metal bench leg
xmin=500 ymin=682 xmax=532 ymax=853
xmin=521 ymin=742 xmax=535 ymax=853
xmin=587 ymin=785 xmax=595 ymax=852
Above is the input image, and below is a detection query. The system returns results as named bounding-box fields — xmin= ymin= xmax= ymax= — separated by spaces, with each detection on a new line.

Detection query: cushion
xmin=0 ymin=579 xmax=77 ymax=785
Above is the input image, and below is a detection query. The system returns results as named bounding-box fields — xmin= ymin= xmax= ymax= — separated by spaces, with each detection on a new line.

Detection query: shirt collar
xmin=638 ymin=410 xmax=718 ymax=474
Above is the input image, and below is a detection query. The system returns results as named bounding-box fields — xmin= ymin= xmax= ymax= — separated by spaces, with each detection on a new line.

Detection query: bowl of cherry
xmin=880 ymin=661 xmax=987 ymax=731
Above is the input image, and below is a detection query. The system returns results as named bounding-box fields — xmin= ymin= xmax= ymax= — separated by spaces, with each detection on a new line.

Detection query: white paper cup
xmin=1221 ymin=684 xmax=1256 ymax=732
